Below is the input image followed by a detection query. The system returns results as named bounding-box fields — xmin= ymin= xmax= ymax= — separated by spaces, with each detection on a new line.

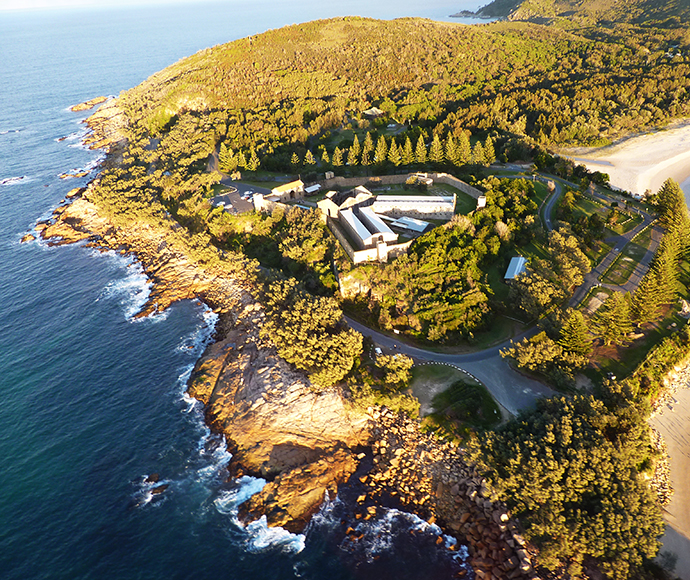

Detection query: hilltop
xmin=471 ymin=0 xmax=690 ymax=26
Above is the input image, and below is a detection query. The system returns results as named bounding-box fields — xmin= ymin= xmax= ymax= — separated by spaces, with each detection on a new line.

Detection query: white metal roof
xmin=359 ymin=207 xmax=395 ymax=235
xmin=304 ymin=184 xmax=321 ymax=194
xmin=339 ymin=209 xmax=372 ymax=243
xmin=505 ymin=256 xmax=528 ymax=280
xmin=375 ymin=195 xmax=454 ymax=204
xmin=390 ymin=216 xmax=429 ymax=233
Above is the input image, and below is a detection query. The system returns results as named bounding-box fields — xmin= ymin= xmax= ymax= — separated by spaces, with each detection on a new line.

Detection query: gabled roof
xmin=272 ymin=179 xmax=304 ymax=194
xmin=505 ymin=256 xmax=528 ymax=280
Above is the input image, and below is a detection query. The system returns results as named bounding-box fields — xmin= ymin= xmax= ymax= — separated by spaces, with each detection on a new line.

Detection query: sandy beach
xmin=652 ymin=386 xmax=690 ymax=579
xmin=562 ymin=121 xmax=690 ymax=198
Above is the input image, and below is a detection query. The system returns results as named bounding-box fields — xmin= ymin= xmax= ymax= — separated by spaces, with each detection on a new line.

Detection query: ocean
xmin=0 ymin=2 xmax=483 ymax=579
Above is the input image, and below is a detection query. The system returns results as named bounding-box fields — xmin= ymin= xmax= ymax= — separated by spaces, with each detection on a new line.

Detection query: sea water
xmin=0 ymin=2 xmax=483 ymax=579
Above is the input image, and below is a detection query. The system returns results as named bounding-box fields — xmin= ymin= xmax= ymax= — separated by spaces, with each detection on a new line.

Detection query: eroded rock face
xmin=187 ymin=299 xmax=370 ymax=530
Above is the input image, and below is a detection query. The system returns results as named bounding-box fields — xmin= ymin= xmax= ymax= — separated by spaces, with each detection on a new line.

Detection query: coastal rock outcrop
xmin=70 ymin=96 xmax=108 ymax=112
xmin=361 ymin=408 xmax=536 ymax=579
xmin=41 ymin=189 xmax=372 ymax=532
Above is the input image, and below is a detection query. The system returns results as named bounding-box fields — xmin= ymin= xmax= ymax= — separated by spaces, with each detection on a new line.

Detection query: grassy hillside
xmin=477 ymin=0 xmax=690 ymax=26
xmin=116 ymin=15 xmax=690 ymax=160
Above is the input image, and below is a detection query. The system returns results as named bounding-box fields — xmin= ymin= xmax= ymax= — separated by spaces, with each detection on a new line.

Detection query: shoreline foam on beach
xmin=562 ymin=122 xmax=690 ymax=198
xmin=652 ymin=383 xmax=690 ymax=580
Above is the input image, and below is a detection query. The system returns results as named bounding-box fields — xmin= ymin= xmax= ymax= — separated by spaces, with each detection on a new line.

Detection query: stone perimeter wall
xmin=317 ymin=172 xmax=483 ymax=200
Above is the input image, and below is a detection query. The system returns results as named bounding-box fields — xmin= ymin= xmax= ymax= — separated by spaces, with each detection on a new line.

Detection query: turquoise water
xmin=0 ymin=2 xmax=480 ymax=579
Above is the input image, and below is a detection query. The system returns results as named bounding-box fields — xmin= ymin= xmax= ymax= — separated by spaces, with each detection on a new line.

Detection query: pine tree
xmin=631 ymin=269 xmax=661 ymax=325
xmin=374 ymin=135 xmax=388 ymax=164
xmin=218 ymin=143 xmax=237 ymax=173
xmin=346 ymin=146 xmax=358 ymax=166
xmin=321 ymin=149 xmax=330 ymax=165
xmin=349 ymin=134 xmax=361 ymax=165
xmin=558 ymin=310 xmax=592 ymax=356
xmin=484 ymin=136 xmax=496 ymax=165
xmin=472 ymin=141 xmax=486 ymax=165
xmin=218 ymin=142 xmax=231 ymax=171
xmin=656 ymin=179 xmax=690 ymax=252
xmin=360 ymin=147 xmax=371 ymax=167
xmin=445 ymin=134 xmax=459 ymax=166
xmin=457 ymin=132 xmax=471 ymax=164
xmin=415 ymin=135 xmax=427 ymax=165
xmin=237 ymin=150 xmax=248 ymax=170
xmin=429 ymin=134 xmax=444 ymax=164
xmin=592 ymin=292 xmax=632 ymax=346
xmin=304 ymin=149 xmax=316 ymax=165
xmin=388 ymin=139 xmax=401 ymax=166
xmin=362 ymin=132 xmax=374 ymax=157
xmin=332 ymin=147 xmax=343 ymax=167
xmin=402 ymin=136 xmax=414 ymax=166
xmin=290 ymin=152 xmax=301 ymax=167
xmin=247 ymin=147 xmax=260 ymax=171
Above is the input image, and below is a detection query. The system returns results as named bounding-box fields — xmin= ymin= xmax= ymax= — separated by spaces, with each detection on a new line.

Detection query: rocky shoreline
xmin=34 ymin=97 xmax=540 ymax=578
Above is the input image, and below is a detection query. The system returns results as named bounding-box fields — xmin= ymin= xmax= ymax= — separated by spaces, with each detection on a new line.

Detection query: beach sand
xmin=563 ymin=122 xmax=690 ymax=197
xmin=652 ymin=387 xmax=690 ymax=579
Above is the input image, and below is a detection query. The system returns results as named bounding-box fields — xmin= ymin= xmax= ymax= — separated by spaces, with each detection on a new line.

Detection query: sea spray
xmin=214 ymin=478 xmax=307 ymax=554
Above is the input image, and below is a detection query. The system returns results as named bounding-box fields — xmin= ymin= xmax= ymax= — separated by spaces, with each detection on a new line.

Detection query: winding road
xmin=345 ymin=172 xmax=661 ymax=415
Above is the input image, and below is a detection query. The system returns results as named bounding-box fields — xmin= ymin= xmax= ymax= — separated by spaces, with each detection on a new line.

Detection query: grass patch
xmin=572 ymin=195 xmax=607 ymax=220
xmin=583 ymin=240 xmax=614 ymax=266
xmin=631 ymin=223 xmax=653 ymax=250
xmin=211 ymin=183 xmax=234 ymax=196
xmin=601 ymin=252 xmax=638 ymax=285
xmin=421 ymin=376 xmax=502 ymax=442
xmin=589 ymin=309 xmax=686 ymax=381
xmin=532 ymin=181 xmax=549 ymax=206
xmin=607 ymin=212 xmax=643 ymax=235
xmin=471 ymin=315 xmax=526 ymax=349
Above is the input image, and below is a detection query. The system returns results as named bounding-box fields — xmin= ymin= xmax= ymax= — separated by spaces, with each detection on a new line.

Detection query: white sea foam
xmin=92 ymin=249 xmax=174 ymax=322
xmin=98 ymin=261 xmax=154 ymax=320
xmin=245 ymin=516 xmax=306 ymax=553
xmin=0 ymin=176 xmax=29 ymax=186
xmin=132 ymin=475 xmax=173 ymax=508
xmin=213 ymin=476 xmax=307 ymax=554
xmin=214 ymin=476 xmax=268 ymax=515
xmin=177 ymin=303 xmax=218 ymax=356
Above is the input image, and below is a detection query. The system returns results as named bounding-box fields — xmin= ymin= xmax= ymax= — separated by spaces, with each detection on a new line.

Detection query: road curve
xmin=346 ymin=316 xmax=554 ymax=415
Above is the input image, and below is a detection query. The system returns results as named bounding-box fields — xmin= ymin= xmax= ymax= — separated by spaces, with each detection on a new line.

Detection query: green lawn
xmin=415 ymin=368 xmax=502 ymax=441
xmin=210 ymin=183 xmax=234 ymax=196
xmin=631 ymin=224 xmax=653 ymax=250
xmin=572 ymin=196 xmax=607 ymax=220
xmin=599 ymin=226 xmax=653 ymax=285
xmin=583 ymin=240 xmax=614 ymax=267
xmin=589 ymin=309 xmax=686 ymax=381
xmin=601 ymin=253 xmax=638 ymax=285
xmin=607 ymin=212 xmax=643 ymax=235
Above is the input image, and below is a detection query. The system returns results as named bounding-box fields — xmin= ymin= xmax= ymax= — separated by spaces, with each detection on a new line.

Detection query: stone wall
xmin=433 ymin=173 xmax=483 ymax=199
xmin=317 ymin=172 xmax=482 ymax=200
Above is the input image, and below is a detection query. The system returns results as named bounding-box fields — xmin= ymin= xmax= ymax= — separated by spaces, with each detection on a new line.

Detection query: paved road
xmin=346 ymin=316 xmax=553 ymax=415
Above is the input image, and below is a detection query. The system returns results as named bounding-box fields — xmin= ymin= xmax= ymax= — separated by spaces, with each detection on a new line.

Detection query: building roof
xmin=390 ymin=216 xmax=429 ymax=233
xmin=272 ymin=179 xmax=304 ymax=194
xmin=359 ymin=206 xmax=396 ymax=236
xmin=374 ymin=195 xmax=455 ymax=204
xmin=363 ymin=107 xmax=384 ymax=117
xmin=304 ymin=184 xmax=321 ymax=194
xmin=340 ymin=209 xmax=373 ymax=244
xmin=505 ymin=256 xmax=528 ymax=280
